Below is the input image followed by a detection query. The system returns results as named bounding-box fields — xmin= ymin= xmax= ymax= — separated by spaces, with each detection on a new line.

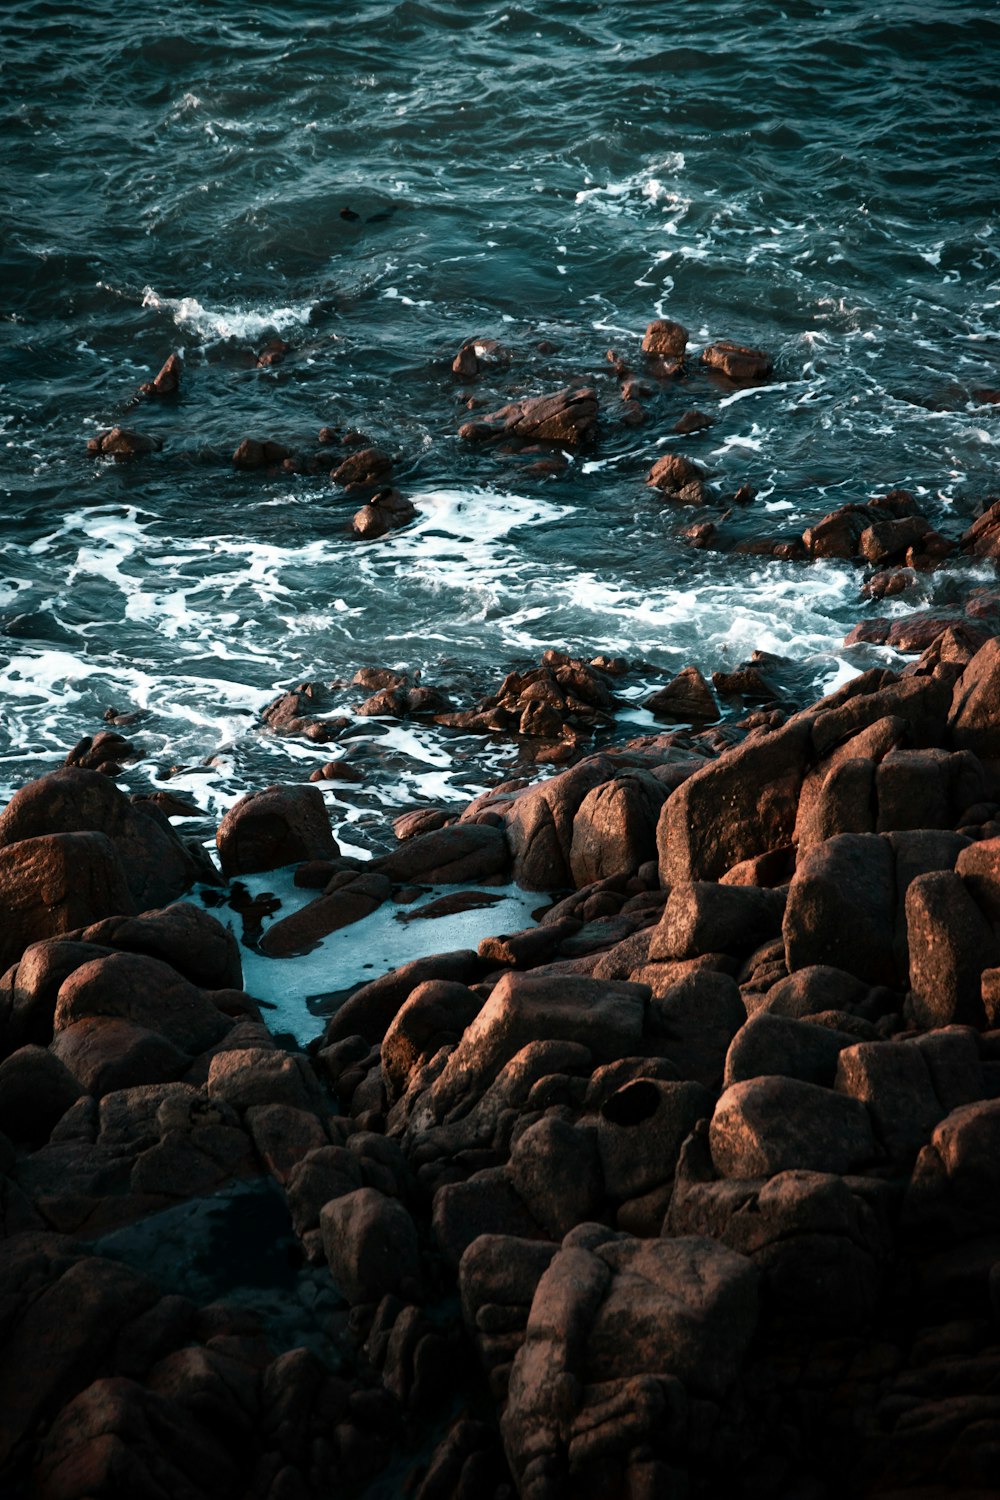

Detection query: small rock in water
xmin=645 ymin=666 xmax=720 ymax=722
xmin=459 ymin=385 xmax=598 ymax=446
xmin=137 ymin=352 xmax=181 ymax=400
xmin=673 ymin=408 xmax=715 ymax=435
xmin=700 ymin=340 xmax=773 ymax=384
xmin=641 ymin=318 xmax=689 ymax=358
xmin=87 ymin=426 xmax=163 ymax=461
xmin=232 ymin=436 xmax=293 ymax=469
xmin=332 ymin=446 xmax=394 ymax=490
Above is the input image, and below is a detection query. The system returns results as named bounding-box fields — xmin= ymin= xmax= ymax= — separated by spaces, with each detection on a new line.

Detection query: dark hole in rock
xmin=600 ymin=1078 xmax=661 ymax=1126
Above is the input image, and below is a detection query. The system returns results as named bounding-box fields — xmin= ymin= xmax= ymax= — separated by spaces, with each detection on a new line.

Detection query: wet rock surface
xmin=7 ymin=638 xmax=1000 ymax=1498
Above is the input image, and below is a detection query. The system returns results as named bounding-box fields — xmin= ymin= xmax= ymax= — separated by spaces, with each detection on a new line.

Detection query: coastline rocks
xmin=0 ymin=768 xmax=201 ymax=911
xmin=320 ymin=1187 xmax=421 ymax=1304
xmin=505 ymin=754 xmax=618 ymax=889
xmin=372 ymin=822 xmax=508 ymax=884
xmin=783 ymin=833 xmax=897 ymax=987
xmin=331 ymin=446 xmax=393 ymax=490
xmin=137 ymin=351 xmax=182 ymax=399
xmin=709 ymin=1075 xmax=877 ymax=1178
xmin=0 ymin=833 xmax=135 ymax=973
xmin=646 ymin=452 xmax=707 ymax=502
xmin=52 ymin=951 xmax=233 ymax=1055
xmin=459 ymin=386 xmax=598 ymax=446
xmin=568 ymin=770 xmax=668 ymax=886
xmin=644 ymin=664 xmax=719 ymax=722
xmin=216 ymin=783 xmax=338 ymax=876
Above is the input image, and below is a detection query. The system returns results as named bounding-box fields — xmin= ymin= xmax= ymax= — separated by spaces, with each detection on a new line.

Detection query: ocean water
xmin=2 ymin=0 xmax=998 ymax=850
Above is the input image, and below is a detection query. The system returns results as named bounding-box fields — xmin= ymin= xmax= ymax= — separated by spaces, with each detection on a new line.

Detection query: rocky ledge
xmin=6 ymin=626 xmax=1000 ymax=1497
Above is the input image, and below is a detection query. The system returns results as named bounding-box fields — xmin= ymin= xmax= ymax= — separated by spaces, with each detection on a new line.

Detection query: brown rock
xmin=320 ymin=1187 xmax=421 ymax=1304
xmin=650 ymin=881 xmax=785 ymax=961
xmin=0 ymin=768 xmax=200 ymax=911
xmin=658 ymin=717 xmax=811 ymax=885
xmin=459 ymin=386 xmax=598 ymax=446
xmin=0 ymin=833 xmax=135 ymax=973
xmin=216 ymin=783 xmax=338 ymax=876
xmin=137 ymin=351 xmax=182 ymax=399
xmin=905 ymin=870 xmax=996 ymax=1029
xmin=87 ymin=426 xmax=163 ymax=461
xmin=710 ymin=1075 xmax=877 ymax=1177
xmin=372 ymin=822 xmax=508 ymax=884
xmin=949 ymin=637 xmax=1000 ymax=763
xmin=568 ymin=771 xmax=668 ymax=886
xmin=505 ymin=754 xmax=619 ymax=890
xmin=322 ymin=949 xmax=482 ymax=1048
xmin=258 ymin=871 xmax=391 ymax=957
xmin=644 ymin=664 xmax=719 ymax=722
xmin=232 ymin=436 xmax=293 ymax=469
xmin=673 ymin=408 xmax=714 ymax=435
xmin=646 ymin=452 xmax=705 ymax=495
xmin=49 ymin=1016 xmax=191 ymax=1097
xmin=53 ymin=951 xmax=232 ymax=1054
xmin=641 ymin=319 xmax=688 ymax=358
xmin=700 ymin=342 xmax=773 ymax=384
xmin=784 ymin=833 xmax=898 ymax=988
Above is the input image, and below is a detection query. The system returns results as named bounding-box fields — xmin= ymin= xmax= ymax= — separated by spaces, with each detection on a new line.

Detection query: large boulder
xmin=710 ymin=1075 xmax=877 ymax=1178
xmin=372 ymin=823 xmax=508 ymax=884
xmin=505 ymin=756 xmax=618 ymax=890
xmin=216 ymin=783 xmax=338 ymax=876
xmin=0 ymin=834 xmax=134 ymax=974
xmin=658 ymin=718 xmax=811 ymax=884
xmin=949 ymin=637 xmax=1000 ymax=763
xmin=78 ymin=903 xmax=242 ymax=991
xmin=905 ymin=871 xmax=996 ymax=1029
xmin=649 ymin=881 xmax=785 ymax=961
xmin=52 ymin=952 xmax=232 ymax=1055
xmin=0 ymin=769 xmax=199 ymax=910
xmin=568 ymin=771 xmax=668 ymax=887
xmin=425 ymin=972 xmax=648 ymax=1125
xmin=320 ymin=1187 xmax=421 ymax=1304
xmin=783 ymin=833 xmax=897 ymax=987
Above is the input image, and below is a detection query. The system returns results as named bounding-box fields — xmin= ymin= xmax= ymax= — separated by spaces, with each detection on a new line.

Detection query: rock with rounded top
xmin=320 ymin=1186 xmax=421 ymax=1304
xmin=381 ymin=979 xmax=484 ymax=1104
xmin=505 ymin=754 xmax=618 ymax=890
xmin=232 ymin=436 xmax=292 ymax=469
xmin=709 ymin=1075 xmax=877 ymax=1178
xmin=724 ymin=1013 xmax=857 ymax=1090
xmin=53 ymin=951 xmax=232 ymax=1055
xmin=207 ymin=1047 xmax=324 ymax=1114
xmin=783 ymin=833 xmax=898 ymax=988
xmin=459 ymin=386 xmax=598 ymax=446
xmin=568 ymin=770 xmax=668 ymax=887
xmin=323 ymin=949 xmax=483 ymax=1048
xmin=700 ymin=341 xmax=773 ymax=384
xmin=49 ymin=1015 xmax=191 ymax=1097
xmin=79 ymin=903 xmax=242 ymax=991
xmin=0 ymin=834 xmax=135 ymax=974
xmin=0 ymin=768 xmax=200 ymax=911
xmin=641 ymin=319 xmax=688 ymax=358
xmin=372 ymin=822 xmax=508 ymax=884
xmin=216 ymin=783 xmax=338 ymax=876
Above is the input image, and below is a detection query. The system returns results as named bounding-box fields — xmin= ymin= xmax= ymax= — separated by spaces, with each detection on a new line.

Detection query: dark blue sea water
xmin=2 ymin=0 xmax=998 ymax=843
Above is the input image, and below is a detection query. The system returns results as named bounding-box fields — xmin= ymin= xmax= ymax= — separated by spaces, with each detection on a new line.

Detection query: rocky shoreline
xmin=4 ymin=595 xmax=1000 ymax=1498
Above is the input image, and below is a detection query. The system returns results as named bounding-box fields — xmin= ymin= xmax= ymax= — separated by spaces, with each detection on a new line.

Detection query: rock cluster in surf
xmin=5 ymin=616 xmax=1000 ymax=1495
